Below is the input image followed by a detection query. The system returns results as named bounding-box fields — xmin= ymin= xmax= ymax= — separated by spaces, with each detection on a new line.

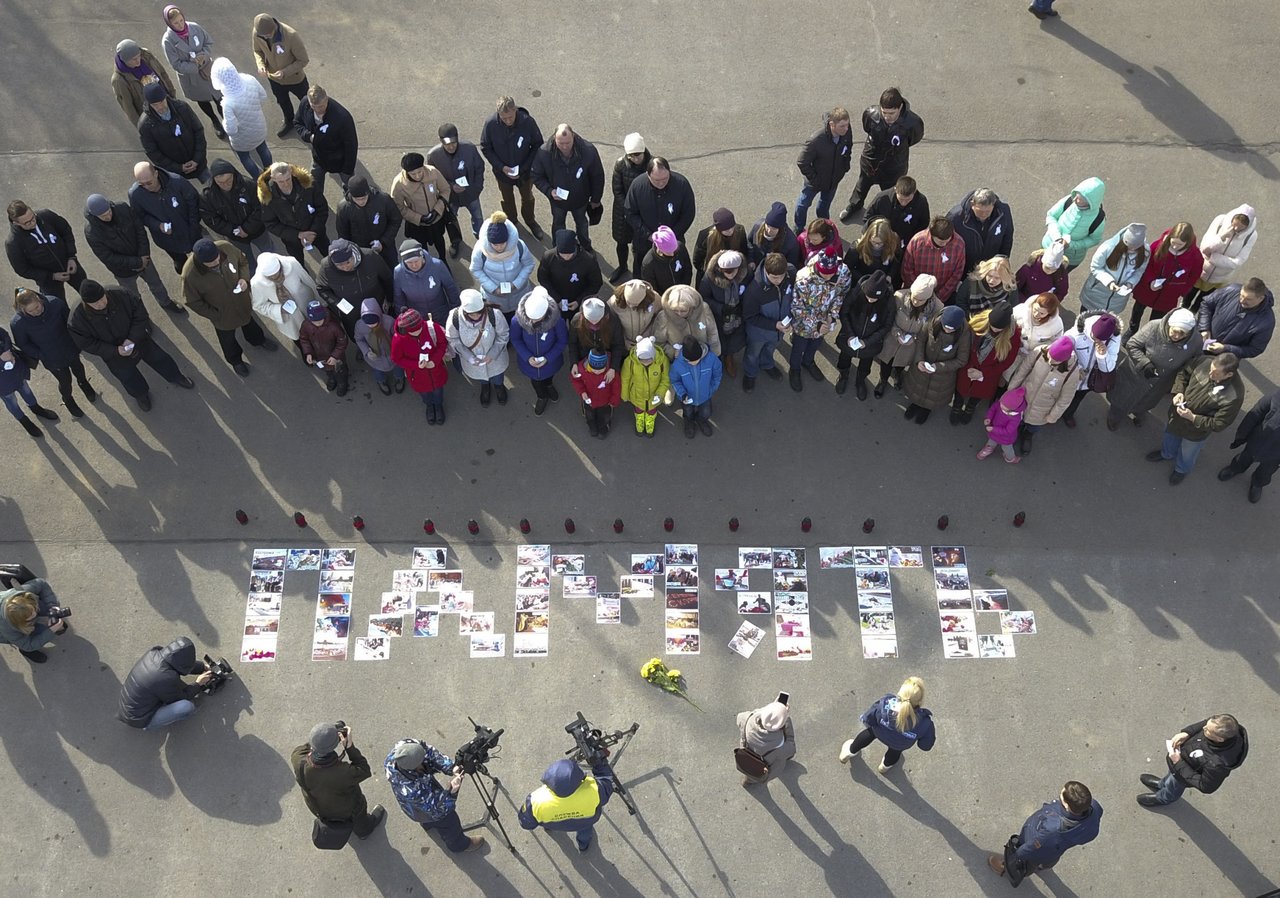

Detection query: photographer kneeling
xmin=1 ymin=574 xmax=69 ymax=664
xmin=518 ymin=753 xmax=615 ymax=852
xmin=117 ymin=637 xmax=219 ymax=730
xmin=385 ymin=739 xmax=485 ymax=854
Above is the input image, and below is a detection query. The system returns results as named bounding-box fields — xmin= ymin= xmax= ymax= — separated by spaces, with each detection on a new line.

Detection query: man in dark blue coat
xmin=1137 ymin=714 xmax=1248 ymax=807
xmin=947 ymin=187 xmax=1014 ymax=275
xmin=988 ymin=781 xmax=1102 ymax=885
xmin=480 ymin=97 xmax=545 ymax=240
xmin=794 ymin=107 xmax=853 ymax=233
xmin=128 ymin=161 xmax=204 ymax=273
xmin=518 ymin=756 xmax=615 ymax=852
xmin=1196 ymin=278 xmax=1275 ymax=360
xmin=1220 ymin=387 xmax=1280 ymax=503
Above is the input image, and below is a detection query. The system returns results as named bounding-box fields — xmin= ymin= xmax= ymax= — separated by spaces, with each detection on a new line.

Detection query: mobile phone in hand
xmin=777 ymin=691 xmax=789 ymax=706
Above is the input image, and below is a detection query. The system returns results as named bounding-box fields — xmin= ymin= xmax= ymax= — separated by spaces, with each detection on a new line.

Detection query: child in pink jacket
xmin=977 ymin=386 xmax=1026 ymax=463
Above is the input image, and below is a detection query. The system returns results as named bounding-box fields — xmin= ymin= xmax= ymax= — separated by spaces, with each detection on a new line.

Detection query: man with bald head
xmin=531 ymin=124 xmax=605 ymax=253
xmin=480 ymin=96 xmax=545 ymax=241
xmin=127 ymin=161 xmax=204 ymax=273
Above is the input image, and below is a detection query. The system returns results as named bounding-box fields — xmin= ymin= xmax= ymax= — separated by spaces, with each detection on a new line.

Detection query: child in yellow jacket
xmin=620 ymin=336 xmax=671 ymax=437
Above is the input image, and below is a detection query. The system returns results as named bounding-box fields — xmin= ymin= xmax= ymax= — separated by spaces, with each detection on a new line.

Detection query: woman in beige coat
xmin=609 ymin=279 xmax=661 ymax=348
xmin=736 ymin=699 xmax=795 ymax=786
xmin=1004 ymin=334 xmax=1081 ymax=455
xmin=877 ymin=273 xmax=942 ymax=397
xmin=656 ymin=284 xmax=720 ymax=360
xmin=250 ymin=252 xmax=316 ymax=357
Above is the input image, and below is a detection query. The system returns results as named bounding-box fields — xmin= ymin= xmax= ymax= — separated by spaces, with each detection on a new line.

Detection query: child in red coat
xmin=390 ymin=309 xmax=449 ymax=425
xmin=571 ymin=349 xmax=621 ymax=439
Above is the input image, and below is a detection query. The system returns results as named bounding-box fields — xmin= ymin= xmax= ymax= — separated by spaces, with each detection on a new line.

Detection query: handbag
xmin=1002 ymin=834 xmax=1028 ymax=887
xmin=1086 ymin=362 xmax=1115 ymax=394
xmin=587 ymin=203 xmax=604 ymax=226
xmin=734 ymin=747 xmax=769 ymax=779
xmin=311 ymin=817 xmax=353 ymax=850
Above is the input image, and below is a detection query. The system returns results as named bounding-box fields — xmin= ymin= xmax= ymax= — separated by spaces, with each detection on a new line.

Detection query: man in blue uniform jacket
xmin=518 ymin=756 xmax=615 ymax=852
xmin=987 ymin=780 xmax=1102 ymax=885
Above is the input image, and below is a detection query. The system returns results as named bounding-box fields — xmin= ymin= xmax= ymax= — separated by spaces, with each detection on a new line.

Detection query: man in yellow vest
xmin=517 ymin=756 xmax=615 ymax=851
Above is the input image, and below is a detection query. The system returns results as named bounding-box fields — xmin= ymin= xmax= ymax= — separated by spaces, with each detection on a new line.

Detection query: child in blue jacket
xmin=669 ymin=336 xmax=723 ymax=438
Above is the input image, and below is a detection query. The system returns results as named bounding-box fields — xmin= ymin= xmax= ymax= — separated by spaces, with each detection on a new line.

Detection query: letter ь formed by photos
xmin=514 ymin=545 xmax=553 ymax=658
xmin=931 ymin=548 xmax=1033 ymax=660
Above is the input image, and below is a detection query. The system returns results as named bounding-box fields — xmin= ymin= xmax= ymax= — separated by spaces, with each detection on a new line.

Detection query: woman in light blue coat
xmin=1078 ymin=223 xmax=1149 ymax=316
xmin=469 ymin=212 xmax=535 ymax=316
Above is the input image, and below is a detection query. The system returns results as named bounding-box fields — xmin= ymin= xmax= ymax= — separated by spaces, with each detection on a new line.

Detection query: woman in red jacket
xmin=796 ymin=218 xmax=842 ymax=262
xmin=390 ymin=308 xmax=449 ymax=425
xmin=951 ymin=299 xmax=1020 ymax=424
xmin=1127 ymin=222 xmax=1199 ymax=335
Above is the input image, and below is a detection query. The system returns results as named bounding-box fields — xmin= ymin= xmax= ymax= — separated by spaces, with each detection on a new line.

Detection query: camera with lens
xmin=454 ymin=717 xmax=504 ymax=775
xmin=200 ymin=654 xmax=234 ymax=694
xmin=47 ymin=606 xmax=72 ymax=621
xmin=565 ymin=713 xmax=612 ymax=764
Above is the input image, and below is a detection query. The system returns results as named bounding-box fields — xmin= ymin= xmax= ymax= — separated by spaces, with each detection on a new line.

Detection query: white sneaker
xmin=877 ymin=761 xmax=892 ymax=774
xmin=838 ymin=740 xmax=856 ymax=764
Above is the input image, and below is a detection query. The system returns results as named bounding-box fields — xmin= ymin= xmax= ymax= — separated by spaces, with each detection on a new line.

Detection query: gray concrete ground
xmin=2 ymin=2 xmax=1278 ymax=896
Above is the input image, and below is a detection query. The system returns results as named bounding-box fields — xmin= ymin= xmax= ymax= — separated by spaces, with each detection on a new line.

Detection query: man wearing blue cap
xmin=518 ymin=755 xmax=615 ymax=852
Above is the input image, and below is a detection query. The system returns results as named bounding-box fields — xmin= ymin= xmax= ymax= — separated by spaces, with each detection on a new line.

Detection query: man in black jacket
xmin=117 ymin=637 xmax=215 ymax=730
xmin=295 ymin=85 xmax=359 ymax=195
xmin=138 ymin=82 xmax=209 ymax=184
xmin=863 ymin=176 xmax=930 ymax=246
xmin=83 ymin=193 xmax=183 ymax=313
xmin=128 ymin=161 xmax=204 ymax=273
xmin=538 ymin=229 xmax=604 ymax=320
xmin=335 ymin=176 xmax=402 ymax=271
xmin=6 ymin=200 xmax=86 ymax=299
xmin=839 ymin=87 xmax=925 ymax=222
xmin=291 ymin=722 xmax=386 ymax=844
xmin=1219 ymin=387 xmax=1280 ymax=503
xmin=259 ymin=162 xmax=330 ymax=262
xmin=947 ymin=187 xmax=1014 ymax=275
xmin=1137 ymin=714 xmax=1248 ymax=807
xmin=200 ymin=159 xmax=273 ymax=264
xmin=68 ymin=279 xmax=194 ymax=411
xmin=480 ymin=96 xmax=545 ymax=240
xmin=428 ymin=123 xmax=486 ymax=243
xmin=317 ymin=239 xmax=394 ymax=336
xmin=624 ymin=157 xmax=696 ymax=277
xmin=794 ymin=107 xmax=853 ymax=233
xmin=531 ymin=124 xmax=605 ymax=252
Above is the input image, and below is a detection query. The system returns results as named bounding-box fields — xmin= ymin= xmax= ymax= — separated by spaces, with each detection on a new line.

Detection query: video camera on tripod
xmin=200 ymin=654 xmax=234 ymax=694
xmin=564 ymin=711 xmax=640 ymax=815
xmin=454 ymin=717 xmax=504 ymax=775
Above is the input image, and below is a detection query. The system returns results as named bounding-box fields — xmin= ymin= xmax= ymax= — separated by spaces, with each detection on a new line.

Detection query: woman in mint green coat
xmin=1042 ymin=177 xmax=1107 ymax=271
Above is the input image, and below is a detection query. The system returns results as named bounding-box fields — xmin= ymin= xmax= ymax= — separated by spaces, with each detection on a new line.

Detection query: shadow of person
xmin=1044 ymin=22 xmax=1280 ymax=181
xmin=30 ymin=632 xmax=175 ymax=798
xmin=551 ymin=829 xmax=653 ymax=898
xmin=1152 ymin=798 xmax=1275 ymax=896
xmin=0 ymin=660 xmax=112 ymax=856
xmin=163 ymin=676 xmax=290 ymax=824
xmin=348 ymin=823 xmax=437 ymax=897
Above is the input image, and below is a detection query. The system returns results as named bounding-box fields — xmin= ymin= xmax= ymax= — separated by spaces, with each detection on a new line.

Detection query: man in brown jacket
xmin=181 ymin=238 xmax=278 ymax=374
xmin=252 ymin=14 xmax=310 ymax=138
xmin=291 ymin=722 xmax=386 ymax=847
xmin=1145 ymin=352 xmax=1244 ymax=484
xmin=391 ymin=153 xmax=456 ymax=265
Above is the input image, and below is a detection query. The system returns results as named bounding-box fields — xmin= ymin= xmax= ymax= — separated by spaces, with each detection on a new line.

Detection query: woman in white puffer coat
xmin=209 ymin=57 xmax=272 ymax=178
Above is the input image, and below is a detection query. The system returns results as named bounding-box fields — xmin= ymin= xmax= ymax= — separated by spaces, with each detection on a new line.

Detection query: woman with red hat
xmin=390 ymin=308 xmax=449 ymax=424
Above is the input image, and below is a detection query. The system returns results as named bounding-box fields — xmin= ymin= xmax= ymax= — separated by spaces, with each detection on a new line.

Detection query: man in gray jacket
xmin=429 ymin=123 xmax=486 ymax=249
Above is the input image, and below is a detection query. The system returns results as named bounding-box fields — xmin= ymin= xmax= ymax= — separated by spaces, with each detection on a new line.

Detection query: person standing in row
xmin=843 ymin=218 xmax=902 ymax=288
xmin=390 ymin=308 xmax=448 ymax=424
xmin=249 ymin=252 xmax=314 ymax=355
xmin=510 ymin=286 xmax=566 ymax=416
xmin=863 ymin=176 xmax=930 ymax=246
xmin=317 ymin=239 xmax=394 ymax=336
xmin=1146 ymin=353 xmax=1243 ymax=484
xmin=201 ymin=160 xmax=272 ymax=263
xmin=1106 ymin=308 xmax=1202 ymax=430
xmin=948 ymin=187 xmax=1014 ymax=275
xmin=741 ymin=252 xmax=795 ymax=390
xmin=11 ymin=289 xmax=97 ymax=419
xmin=258 ymin=161 xmax=329 ymax=262
xmin=1136 ymin=714 xmax=1248 ymax=808
xmin=736 ymin=698 xmax=796 ymax=786
xmin=640 ymin=226 xmax=692 ymax=295
xmin=749 ymin=202 xmax=802 ymax=268
xmin=429 ymin=124 xmax=486 ymax=249
xmin=539 ymin=229 xmax=603 ymax=323
xmin=656 ymin=284 xmax=719 ymax=360
xmin=987 ymin=782 xmax=1102 ymax=885
xmin=951 ymin=302 xmax=1020 ymax=425
xmin=291 ymin=722 xmax=387 ymax=846
xmin=795 ymin=107 xmax=853 ymax=234
xmin=903 ymin=305 xmax=970 ymax=424
xmin=625 ymin=157 xmax=697 ymax=272
xmin=532 ymin=124 xmax=604 ymax=252
xmin=699 ymin=250 xmax=750 ymax=378
xmin=1128 ymin=223 xmax=1200 ymax=334
xmin=1219 ymin=387 xmax=1280 ymax=503
xmin=252 ymin=14 xmax=310 ymax=138
xmin=692 ymin=208 xmax=750 ymax=282
xmin=471 ymin=213 xmax=535 ymax=317
xmin=838 ymin=88 xmax=924 ymax=222
xmin=788 ymin=250 xmax=850 ymax=392
xmin=300 ymin=300 xmax=349 ymax=395
xmin=571 ymin=348 xmax=621 ymax=439
xmin=876 ymin=274 xmax=941 ymax=398
xmin=610 ymin=133 xmax=651 ymax=282
xmin=182 ymin=238 xmax=278 ymax=376
xmin=568 ymin=297 xmax=625 ymax=380
xmin=68 ymin=280 xmax=195 ymax=411
xmin=6 ymin=201 xmax=86 ymax=300
xmin=1010 ymin=292 xmax=1064 ymax=365
xmin=209 ymin=58 xmax=272 ymax=179
xmin=1184 ymin=204 xmax=1258 ymax=312
xmin=1015 ymin=241 xmax=1070 ymax=303
xmin=355 ymin=298 xmax=403 ymax=395
xmin=797 ymin=218 xmax=842 ymax=263
xmin=670 ymin=336 xmax=722 ymax=438
xmin=112 ymin=39 xmax=176 ymax=124
xmin=296 ymin=86 xmax=358 ymax=194
xmin=130 ymin=161 xmax=205 ymax=273
xmin=835 ymin=270 xmax=894 ymax=399
xmin=336 ymin=176 xmax=402 ymax=272
xmin=1061 ymin=311 xmax=1120 ymax=427
xmin=621 ymin=336 xmax=670 ymax=437
xmin=1079 ymin=223 xmax=1149 ymax=316
xmin=608 ymin=279 xmax=661 ymax=349
xmin=83 ymin=193 xmax=183 ymax=313
xmin=838 ymin=676 xmax=935 ymax=773
xmin=394 ymin=239 xmax=459 ymax=322
xmin=1 ymin=326 xmax=61 ymax=438
xmin=160 ymin=6 xmax=225 ymax=140
xmin=1005 ymin=335 xmax=1081 ymax=455
xmin=447 ymin=289 xmax=510 ymax=406
xmin=901 ymin=216 xmax=967 ymax=305
xmin=392 ymin=153 xmax=455 ymax=265
xmin=481 ymin=97 xmax=545 ymax=241
xmin=138 ymin=81 xmax=210 ymax=184
xmin=1196 ymin=277 xmax=1275 ymax=361
xmin=954 ymin=257 xmax=1016 ymax=315
xmin=1041 ymin=177 xmax=1107 ymax=272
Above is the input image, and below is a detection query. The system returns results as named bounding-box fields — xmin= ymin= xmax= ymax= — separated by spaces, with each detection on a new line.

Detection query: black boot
xmin=835 ymin=371 xmax=849 ymax=395
xmin=65 ymin=397 xmax=84 ymax=419
xmin=855 ymin=375 xmax=869 ymax=401
xmin=30 ymin=404 xmax=59 ymax=421
xmin=18 ymin=415 xmax=43 ymax=438
xmin=1020 ymin=429 xmax=1034 ymax=456
xmin=79 ymin=380 xmax=98 ymax=402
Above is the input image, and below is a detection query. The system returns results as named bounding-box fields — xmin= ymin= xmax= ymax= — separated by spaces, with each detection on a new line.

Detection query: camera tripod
xmin=460 ymin=764 xmax=517 ymax=853
xmin=566 ymin=713 xmax=641 ymax=816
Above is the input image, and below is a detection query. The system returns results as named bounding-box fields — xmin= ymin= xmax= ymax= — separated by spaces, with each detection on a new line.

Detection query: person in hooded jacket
xmin=182 ymin=238 xmax=277 ymax=374
xmin=510 ymin=286 xmax=567 ymax=415
xmin=6 ymin=201 xmax=87 ymax=300
xmin=621 ymin=335 xmax=670 ymax=438
xmin=609 ymin=278 xmax=660 ymax=349
xmin=355 ymin=297 xmax=403 ymax=395
xmin=952 ymin=301 xmax=1021 ymax=424
xmin=954 ymin=256 xmax=1017 ymax=316
xmin=947 ymin=188 xmax=1014 ymax=275
xmin=201 ymin=159 xmax=272 ymax=263
xmin=838 ymin=88 xmax=925 ymax=221
xmin=111 ymin=38 xmax=177 ymax=124
xmin=877 ymin=273 xmax=942 ymax=397
xmin=698 ymin=249 xmax=750 ymax=377
xmin=741 ymin=253 xmax=795 ymax=390
xmin=835 ymin=270 xmax=895 ymax=399
xmin=83 ymin=193 xmax=182 ymax=312
xmin=394 ymin=239 xmax=459 ymax=322
xmin=539 ymin=229 xmax=603 ymax=322
xmin=258 ymin=161 xmax=329 ymax=262
xmin=987 ymin=782 xmax=1103 ymax=885
xmin=129 ymin=161 xmax=204 ymax=273
xmin=317 ymin=238 xmax=394 ymax=336
xmin=656 ymin=284 xmax=720 ymax=361
xmin=977 ymin=386 xmax=1026 ymax=464
xmin=788 ymin=250 xmax=851 ymax=392
xmin=1197 ymin=278 xmax=1275 ymax=360
xmin=1005 ymin=335 xmax=1082 ymax=455
xmin=446 ymin=289 xmax=510 ymax=406
xmin=610 ymin=133 xmax=651 ymax=282
xmin=336 ymin=176 xmax=402 ymax=272
xmin=470 ymin=212 xmax=535 ymax=316
xmin=519 ymin=755 xmax=616 ymax=852
xmin=138 ymin=82 xmax=209 ymax=184
xmin=531 ymin=124 xmax=605 ymax=250
xmin=640 ymin=226 xmax=693 ymax=295
xmin=1015 ymin=241 xmax=1070 ymax=303
xmin=0 ymin=326 xmax=60 ymax=438
xmin=863 ymin=176 xmax=930 ymax=245
xmin=250 ymin=252 xmax=314 ymax=356
xmin=1079 ymin=223 xmax=1150 ymax=316
xmin=11 ymin=289 xmax=96 ymax=419
xmin=795 ymin=108 xmax=854 ymax=233
xmin=480 ymin=97 xmax=546 ymax=241
xmin=838 ymin=676 xmax=935 ymax=773
xmin=300 ymin=299 xmax=349 ymax=395
xmin=390 ymin=308 xmax=448 ymax=424
xmin=736 ymin=698 xmax=796 ymax=786
xmin=428 ymin=123 xmax=486 ymax=251
xmin=208 ymin=56 xmax=270 ymax=178
xmin=903 ymin=305 xmax=971 ymax=424
xmin=692 ymin=208 xmax=751 ymax=281
xmin=1128 ymin=223 xmax=1200 ymax=333
xmin=295 ymin=85 xmax=358 ymax=194
xmin=1042 ymin=177 xmax=1107 ymax=271
xmin=670 ymin=336 xmax=723 ymax=438
xmin=117 ymin=636 xmax=215 ymax=730
xmin=1219 ymin=387 xmax=1280 ymax=503
xmin=1061 ymin=310 xmax=1121 ymax=427
xmin=1106 ymin=308 xmax=1203 ymax=430
xmin=161 ymin=6 xmax=225 ymax=139
xmin=0 ymin=575 xmax=67 ymax=662
xmin=1185 ymin=204 xmax=1258 ymax=312
xmin=749 ymin=202 xmax=803 ymax=268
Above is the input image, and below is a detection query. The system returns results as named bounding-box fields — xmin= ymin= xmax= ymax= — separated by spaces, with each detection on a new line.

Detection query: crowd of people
xmin=2 ymin=11 xmax=1278 ymax=500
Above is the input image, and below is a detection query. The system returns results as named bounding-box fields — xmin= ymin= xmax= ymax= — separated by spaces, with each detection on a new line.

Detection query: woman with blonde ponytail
xmin=838 ymin=676 xmax=936 ymax=773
